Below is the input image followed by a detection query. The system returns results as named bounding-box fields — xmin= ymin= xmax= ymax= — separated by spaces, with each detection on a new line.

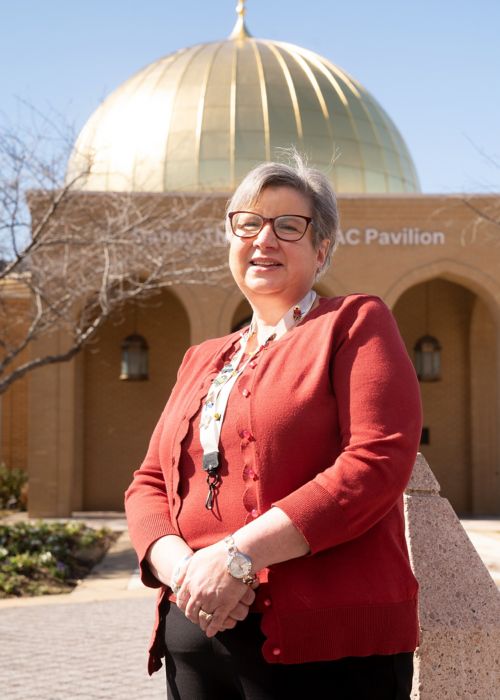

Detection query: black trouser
xmin=164 ymin=604 xmax=414 ymax=699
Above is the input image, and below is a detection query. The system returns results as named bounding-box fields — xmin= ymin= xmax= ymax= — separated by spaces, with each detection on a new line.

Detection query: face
xmin=228 ymin=186 xmax=329 ymax=310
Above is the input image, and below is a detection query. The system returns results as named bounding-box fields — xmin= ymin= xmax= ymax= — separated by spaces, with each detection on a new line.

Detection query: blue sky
xmin=1 ymin=0 xmax=499 ymax=193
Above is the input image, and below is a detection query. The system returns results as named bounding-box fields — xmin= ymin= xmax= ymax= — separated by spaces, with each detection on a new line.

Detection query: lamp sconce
xmin=120 ymin=333 xmax=149 ymax=381
xmin=414 ymin=335 xmax=441 ymax=382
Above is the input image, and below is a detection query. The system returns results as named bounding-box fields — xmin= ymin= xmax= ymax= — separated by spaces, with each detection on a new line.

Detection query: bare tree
xmin=460 ymin=195 xmax=500 ymax=246
xmin=458 ymin=139 xmax=500 ymax=245
xmin=0 ymin=111 xmax=229 ymax=394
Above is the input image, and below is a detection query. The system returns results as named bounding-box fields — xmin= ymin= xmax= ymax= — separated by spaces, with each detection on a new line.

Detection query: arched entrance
xmin=82 ymin=290 xmax=190 ymax=510
xmin=393 ymin=278 xmax=499 ymax=515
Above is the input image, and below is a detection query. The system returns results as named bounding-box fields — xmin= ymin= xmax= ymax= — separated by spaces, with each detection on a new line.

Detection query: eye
xmin=234 ymin=214 xmax=262 ymax=233
xmin=275 ymin=216 xmax=304 ymax=234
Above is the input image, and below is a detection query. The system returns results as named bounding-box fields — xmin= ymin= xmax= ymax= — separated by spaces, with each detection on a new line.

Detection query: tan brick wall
xmin=394 ymin=279 xmax=476 ymax=513
xmin=8 ymin=191 xmax=500 ymax=515
xmin=0 ymin=293 xmax=30 ymax=473
xmin=1 ymin=374 xmax=28 ymax=471
xmin=470 ymin=297 xmax=499 ymax=513
xmin=83 ymin=290 xmax=190 ymax=510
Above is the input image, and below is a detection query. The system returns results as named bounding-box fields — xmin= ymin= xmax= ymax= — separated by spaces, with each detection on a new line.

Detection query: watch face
xmin=228 ymin=552 xmax=252 ymax=578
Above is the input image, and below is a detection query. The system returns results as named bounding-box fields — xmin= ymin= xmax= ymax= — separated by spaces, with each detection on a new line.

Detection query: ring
xmin=198 ymin=609 xmax=214 ymax=623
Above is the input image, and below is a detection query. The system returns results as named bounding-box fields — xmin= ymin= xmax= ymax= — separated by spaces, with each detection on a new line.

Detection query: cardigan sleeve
xmin=124 ymin=345 xmax=196 ymax=588
xmin=273 ymin=296 xmax=422 ymax=555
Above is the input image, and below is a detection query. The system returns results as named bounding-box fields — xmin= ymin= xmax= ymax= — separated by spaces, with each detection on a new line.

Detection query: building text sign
xmin=338 ymin=227 xmax=446 ymax=246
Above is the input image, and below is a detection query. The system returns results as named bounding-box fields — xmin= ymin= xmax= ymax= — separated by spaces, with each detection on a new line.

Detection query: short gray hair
xmin=225 ymin=151 xmax=339 ymax=276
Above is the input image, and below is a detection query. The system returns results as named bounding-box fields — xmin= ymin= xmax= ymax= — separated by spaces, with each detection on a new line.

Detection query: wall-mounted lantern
xmin=414 ymin=334 xmax=441 ymax=382
xmin=120 ymin=333 xmax=149 ymax=381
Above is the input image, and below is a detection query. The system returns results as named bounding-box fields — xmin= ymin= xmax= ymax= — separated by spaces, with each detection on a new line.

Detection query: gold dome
xmin=67 ymin=9 xmax=420 ymax=194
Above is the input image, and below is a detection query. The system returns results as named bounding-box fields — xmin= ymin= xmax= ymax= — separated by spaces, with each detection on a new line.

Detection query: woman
xmin=125 ymin=155 xmax=422 ymax=699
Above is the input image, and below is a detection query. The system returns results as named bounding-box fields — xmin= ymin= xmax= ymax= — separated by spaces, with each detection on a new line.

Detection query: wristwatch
xmin=224 ymin=535 xmax=258 ymax=586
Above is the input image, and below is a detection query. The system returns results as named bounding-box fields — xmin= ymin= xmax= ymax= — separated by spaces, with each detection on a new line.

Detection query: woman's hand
xmin=198 ymin=586 xmax=256 ymax=634
xmin=175 ymin=540 xmax=257 ymax=637
xmin=146 ymin=535 xmax=193 ymax=587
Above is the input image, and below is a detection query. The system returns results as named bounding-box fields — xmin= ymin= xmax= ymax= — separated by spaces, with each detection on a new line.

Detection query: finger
xmin=227 ymin=602 xmax=250 ymax=622
xmin=197 ymin=609 xmax=215 ymax=632
xmin=174 ymin=591 xmax=189 ymax=614
xmin=170 ymin=554 xmax=193 ymax=593
xmin=184 ymin=598 xmax=204 ymax=624
xmin=220 ymin=617 xmax=237 ymax=631
xmin=174 ymin=575 xmax=193 ymax=604
xmin=205 ymin=606 xmax=233 ymax=638
xmin=240 ymin=586 xmax=256 ymax=606
xmin=177 ymin=582 xmax=199 ymax=621
xmin=205 ymin=621 xmax=222 ymax=638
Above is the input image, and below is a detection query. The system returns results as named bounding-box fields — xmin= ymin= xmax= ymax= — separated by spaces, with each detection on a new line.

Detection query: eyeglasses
xmin=228 ymin=211 xmax=313 ymax=242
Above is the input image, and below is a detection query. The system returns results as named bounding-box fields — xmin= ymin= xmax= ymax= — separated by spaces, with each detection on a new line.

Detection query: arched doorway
xmin=83 ymin=290 xmax=190 ymax=510
xmin=393 ymin=278 xmax=499 ymax=515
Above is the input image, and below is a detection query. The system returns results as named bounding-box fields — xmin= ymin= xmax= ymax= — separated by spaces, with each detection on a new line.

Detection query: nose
xmin=254 ymin=220 xmax=278 ymax=248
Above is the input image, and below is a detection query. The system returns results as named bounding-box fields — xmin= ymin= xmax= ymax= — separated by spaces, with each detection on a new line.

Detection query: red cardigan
xmin=125 ymin=295 xmax=422 ymax=674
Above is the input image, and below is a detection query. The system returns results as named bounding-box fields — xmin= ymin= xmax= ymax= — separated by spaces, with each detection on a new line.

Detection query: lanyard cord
xmin=199 ymin=290 xmax=317 ymax=510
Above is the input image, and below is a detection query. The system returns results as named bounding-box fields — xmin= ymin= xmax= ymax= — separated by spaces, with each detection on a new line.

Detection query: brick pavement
xmin=0 ymin=596 xmax=165 ymax=700
xmin=1 ymin=515 xmax=498 ymax=699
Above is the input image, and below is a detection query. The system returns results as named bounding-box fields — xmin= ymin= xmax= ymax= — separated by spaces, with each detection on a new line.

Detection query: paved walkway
xmin=0 ymin=513 xmax=165 ymax=699
xmin=0 ymin=596 xmax=164 ymax=700
xmin=0 ymin=514 xmax=499 ymax=699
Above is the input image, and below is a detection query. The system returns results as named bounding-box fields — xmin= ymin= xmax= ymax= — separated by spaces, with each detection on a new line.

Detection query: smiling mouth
xmin=250 ymin=260 xmax=282 ymax=267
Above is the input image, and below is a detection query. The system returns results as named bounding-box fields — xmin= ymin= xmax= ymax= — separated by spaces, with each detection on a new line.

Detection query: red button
xmin=240 ymin=429 xmax=253 ymax=440
xmin=251 ymin=508 xmax=259 ymax=518
xmin=243 ymin=466 xmax=255 ymax=480
xmin=242 ymin=388 xmax=250 ymax=397
xmin=272 ymin=647 xmax=281 ymax=656
xmin=263 ymin=598 xmax=272 ymax=607
xmin=249 ymin=361 xmax=257 ymax=368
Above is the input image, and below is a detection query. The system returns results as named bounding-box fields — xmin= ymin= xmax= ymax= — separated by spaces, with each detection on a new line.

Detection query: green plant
xmin=0 ymin=521 xmax=116 ymax=597
xmin=0 ymin=464 xmax=28 ymax=510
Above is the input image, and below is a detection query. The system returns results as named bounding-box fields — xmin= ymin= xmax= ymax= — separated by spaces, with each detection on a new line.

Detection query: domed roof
xmin=67 ymin=5 xmax=420 ymax=194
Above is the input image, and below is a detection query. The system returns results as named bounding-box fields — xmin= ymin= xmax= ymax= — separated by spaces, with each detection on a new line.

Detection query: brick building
xmin=2 ymin=6 xmax=499 ymax=516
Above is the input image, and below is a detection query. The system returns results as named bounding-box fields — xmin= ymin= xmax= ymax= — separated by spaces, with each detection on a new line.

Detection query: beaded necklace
xmin=199 ymin=290 xmax=317 ymax=509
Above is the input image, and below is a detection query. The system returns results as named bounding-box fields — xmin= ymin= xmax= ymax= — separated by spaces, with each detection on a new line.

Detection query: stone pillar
xmin=405 ymin=454 xmax=500 ymax=698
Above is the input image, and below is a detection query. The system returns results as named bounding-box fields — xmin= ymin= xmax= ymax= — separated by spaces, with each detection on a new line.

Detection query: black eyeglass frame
xmin=228 ymin=211 xmax=313 ymax=242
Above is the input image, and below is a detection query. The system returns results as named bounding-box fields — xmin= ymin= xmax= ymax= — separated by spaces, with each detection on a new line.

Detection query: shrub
xmin=0 ymin=464 xmax=28 ymax=510
xmin=0 ymin=521 xmax=116 ymax=597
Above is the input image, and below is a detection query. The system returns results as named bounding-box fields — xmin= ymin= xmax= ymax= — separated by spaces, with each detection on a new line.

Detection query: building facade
xmin=2 ymin=6 xmax=499 ymax=516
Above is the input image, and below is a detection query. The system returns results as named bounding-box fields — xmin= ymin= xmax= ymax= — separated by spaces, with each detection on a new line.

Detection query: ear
xmin=316 ymin=239 xmax=330 ymax=269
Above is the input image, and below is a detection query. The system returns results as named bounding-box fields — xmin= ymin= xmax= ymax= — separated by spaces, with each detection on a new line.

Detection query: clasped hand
xmin=174 ymin=541 xmax=257 ymax=637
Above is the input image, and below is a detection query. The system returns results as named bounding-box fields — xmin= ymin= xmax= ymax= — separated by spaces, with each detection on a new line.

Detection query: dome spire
xmin=229 ymin=0 xmax=251 ymax=39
